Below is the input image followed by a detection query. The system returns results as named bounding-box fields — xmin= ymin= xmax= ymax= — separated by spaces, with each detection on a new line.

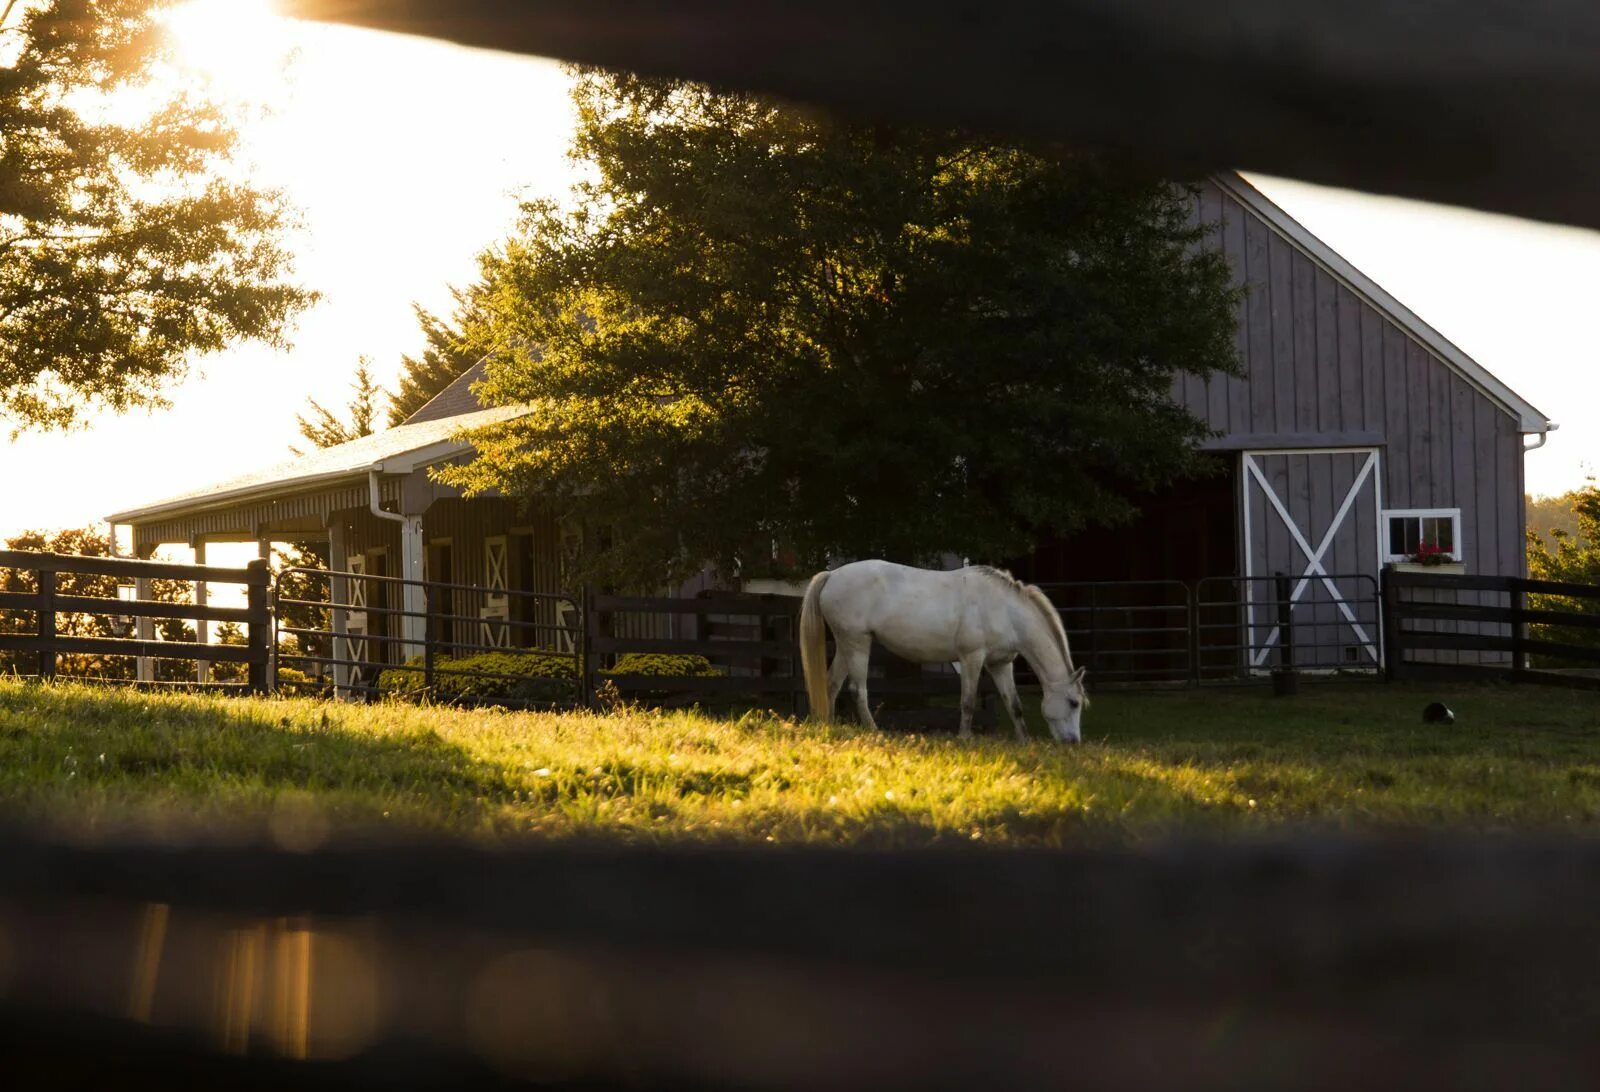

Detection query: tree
xmin=292 ymin=358 xmax=384 ymax=454
xmin=1527 ymin=489 xmax=1584 ymax=549
xmin=0 ymin=0 xmax=313 ymax=429
xmin=442 ymin=72 xmax=1241 ymax=586
xmin=0 ymin=526 xmax=197 ymax=680
xmin=387 ymin=294 xmax=484 ymax=426
xmin=1527 ymin=483 xmax=1600 ymax=653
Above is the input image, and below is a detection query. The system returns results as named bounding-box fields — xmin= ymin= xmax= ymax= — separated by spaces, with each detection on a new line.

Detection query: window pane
xmin=1389 ymin=516 xmax=1421 ymax=556
xmin=1420 ymin=517 xmax=1453 ymax=552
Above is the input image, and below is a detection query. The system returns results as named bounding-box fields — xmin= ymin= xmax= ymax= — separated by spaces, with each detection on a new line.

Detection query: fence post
xmin=1511 ymin=586 xmax=1528 ymax=673
xmin=246 ymin=559 xmax=270 ymax=694
xmin=423 ymin=582 xmax=436 ymax=693
xmin=1186 ymin=583 xmax=1200 ymax=686
xmin=36 ymin=567 xmax=56 ymax=681
xmin=583 ymin=586 xmax=604 ymax=710
xmin=1276 ymin=572 xmax=1296 ymax=666
xmin=1380 ymin=565 xmax=1399 ymax=681
xmin=1272 ymin=571 xmax=1297 ymax=696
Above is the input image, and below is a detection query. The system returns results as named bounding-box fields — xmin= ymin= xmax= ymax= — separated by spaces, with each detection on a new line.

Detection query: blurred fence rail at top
xmin=285 ymin=0 xmax=1600 ymax=233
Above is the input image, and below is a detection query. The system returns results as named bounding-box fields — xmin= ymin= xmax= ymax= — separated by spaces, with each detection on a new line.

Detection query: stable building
xmin=1011 ymin=173 xmax=1553 ymax=672
xmin=108 ymin=172 xmax=1554 ymax=679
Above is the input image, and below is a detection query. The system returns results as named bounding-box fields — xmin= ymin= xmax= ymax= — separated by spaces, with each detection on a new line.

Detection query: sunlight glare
xmin=161 ymin=0 xmax=297 ymax=104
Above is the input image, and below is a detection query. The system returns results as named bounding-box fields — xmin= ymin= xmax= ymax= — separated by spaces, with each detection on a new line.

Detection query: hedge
xmin=378 ymin=650 xmax=578 ymax=705
xmin=603 ymin=653 xmax=722 ymax=678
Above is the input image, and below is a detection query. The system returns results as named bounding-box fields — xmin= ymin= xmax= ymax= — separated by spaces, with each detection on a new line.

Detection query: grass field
xmin=0 ymin=677 xmax=1598 ymax=847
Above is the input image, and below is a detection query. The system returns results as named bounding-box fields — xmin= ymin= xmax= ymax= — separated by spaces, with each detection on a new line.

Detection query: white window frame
xmin=1382 ymin=508 xmax=1463 ymax=563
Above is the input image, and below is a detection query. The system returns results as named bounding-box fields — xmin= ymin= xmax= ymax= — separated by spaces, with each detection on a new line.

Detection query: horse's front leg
xmin=989 ymin=659 xmax=1029 ymax=742
xmin=956 ymin=652 xmax=986 ymax=739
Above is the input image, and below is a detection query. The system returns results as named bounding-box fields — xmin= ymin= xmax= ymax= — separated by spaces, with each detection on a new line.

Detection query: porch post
xmin=258 ymin=539 xmax=276 ymax=686
xmin=400 ymin=516 xmax=426 ymax=661
xmin=134 ymin=543 xmax=155 ymax=684
xmin=193 ymin=538 xmax=210 ymax=685
xmin=328 ymin=521 xmax=351 ymax=698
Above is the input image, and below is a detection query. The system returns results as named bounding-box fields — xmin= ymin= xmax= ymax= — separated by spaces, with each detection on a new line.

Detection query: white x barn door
xmin=1241 ymin=448 xmax=1382 ymax=667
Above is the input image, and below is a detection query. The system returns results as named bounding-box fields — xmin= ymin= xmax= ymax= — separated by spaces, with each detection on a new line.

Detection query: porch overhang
xmin=107 ymin=405 xmax=525 ymax=551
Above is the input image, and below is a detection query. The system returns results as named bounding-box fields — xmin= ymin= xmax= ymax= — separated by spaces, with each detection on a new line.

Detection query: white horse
xmin=799 ymin=560 xmax=1089 ymax=742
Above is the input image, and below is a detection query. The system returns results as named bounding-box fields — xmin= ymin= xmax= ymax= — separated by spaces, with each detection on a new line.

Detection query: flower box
xmin=1393 ymin=561 xmax=1466 ymax=575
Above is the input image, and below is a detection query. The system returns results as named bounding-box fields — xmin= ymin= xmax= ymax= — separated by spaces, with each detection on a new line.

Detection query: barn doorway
xmin=1240 ymin=447 xmax=1383 ymax=668
xmin=1005 ymin=462 xmax=1238 ymax=682
xmin=1007 ymin=461 xmax=1238 ymax=586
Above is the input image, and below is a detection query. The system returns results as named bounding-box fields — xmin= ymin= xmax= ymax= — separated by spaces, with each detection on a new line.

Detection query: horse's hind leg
xmin=844 ymin=641 xmax=878 ymax=732
xmin=827 ymin=651 xmax=850 ymax=713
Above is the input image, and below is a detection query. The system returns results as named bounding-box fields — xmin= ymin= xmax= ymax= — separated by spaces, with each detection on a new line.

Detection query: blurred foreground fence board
xmin=5 ymin=832 xmax=1600 ymax=1088
xmin=285 ymin=0 xmax=1600 ymax=233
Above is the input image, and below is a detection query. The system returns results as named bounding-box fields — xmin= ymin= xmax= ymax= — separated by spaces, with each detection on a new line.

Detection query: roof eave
xmin=107 ymin=465 xmax=379 ymax=525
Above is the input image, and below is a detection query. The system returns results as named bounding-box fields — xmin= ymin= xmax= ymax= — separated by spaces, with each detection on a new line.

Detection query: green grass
xmin=1 ymin=677 xmax=1599 ymax=847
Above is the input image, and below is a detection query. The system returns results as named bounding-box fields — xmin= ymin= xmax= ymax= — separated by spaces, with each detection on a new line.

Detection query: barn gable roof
xmin=1215 ymin=173 xmax=1552 ymax=435
xmin=403 ymin=357 xmax=491 ymax=425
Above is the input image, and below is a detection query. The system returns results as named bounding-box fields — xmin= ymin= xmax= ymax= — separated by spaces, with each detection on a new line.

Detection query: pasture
xmin=0 ymin=677 xmax=1598 ymax=846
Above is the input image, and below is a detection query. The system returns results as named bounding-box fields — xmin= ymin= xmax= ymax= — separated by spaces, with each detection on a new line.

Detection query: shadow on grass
xmin=0 ymin=682 xmax=518 ymax=837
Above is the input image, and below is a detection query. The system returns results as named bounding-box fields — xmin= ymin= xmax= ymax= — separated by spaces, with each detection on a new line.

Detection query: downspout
xmin=369 ymin=470 xmax=428 ymax=660
xmin=1524 ymin=422 xmax=1558 ymax=451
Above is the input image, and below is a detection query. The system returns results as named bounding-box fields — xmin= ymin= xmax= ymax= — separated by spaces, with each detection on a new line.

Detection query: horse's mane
xmin=970 ymin=567 xmax=1082 ymax=688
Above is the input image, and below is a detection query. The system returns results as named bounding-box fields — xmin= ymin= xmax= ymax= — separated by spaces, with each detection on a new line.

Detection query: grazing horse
xmin=799 ymin=560 xmax=1089 ymax=742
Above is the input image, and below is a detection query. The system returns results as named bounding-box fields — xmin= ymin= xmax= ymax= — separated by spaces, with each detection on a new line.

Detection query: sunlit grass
xmin=0 ymin=678 xmax=1597 ymax=847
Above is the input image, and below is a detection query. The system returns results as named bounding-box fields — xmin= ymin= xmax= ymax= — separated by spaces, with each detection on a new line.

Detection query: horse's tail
xmin=799 ymin=570 xmax=832 ymax=723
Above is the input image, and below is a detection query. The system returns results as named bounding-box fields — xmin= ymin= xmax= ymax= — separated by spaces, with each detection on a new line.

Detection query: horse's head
xmin=1041 ymin=666 xmax=1088 ymax=743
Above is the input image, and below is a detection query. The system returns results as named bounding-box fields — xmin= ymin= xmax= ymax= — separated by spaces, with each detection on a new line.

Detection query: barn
xmin=1009 ymin=173 xmax=1553 ymax=676
xmin=105 ymin=171 xmax=1553 ymax=682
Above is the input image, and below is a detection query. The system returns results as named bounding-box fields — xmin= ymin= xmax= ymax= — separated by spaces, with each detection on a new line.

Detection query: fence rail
xmin=1382 ymin=566 xmax=1600 ymax=687
xmin=0 ymin=551 xmax=271 ymax=690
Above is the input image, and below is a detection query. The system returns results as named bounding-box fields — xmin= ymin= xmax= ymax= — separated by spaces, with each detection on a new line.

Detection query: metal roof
xmin=107 ymin=404 xmax=526 ymax=524
xmin=403 ymin=358 xmax=491 ymax=425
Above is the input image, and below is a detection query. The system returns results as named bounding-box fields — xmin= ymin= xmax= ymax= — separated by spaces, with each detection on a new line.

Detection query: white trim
xmin=1216 ymin=172 xmax=1554 ymax=435
xmin=1382 ymin=507 xmax=1464 ymax=564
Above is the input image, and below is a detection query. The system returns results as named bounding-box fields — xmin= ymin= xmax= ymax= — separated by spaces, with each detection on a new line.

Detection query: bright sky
xmin=0 ymin=0 xmax=1595 ymax=547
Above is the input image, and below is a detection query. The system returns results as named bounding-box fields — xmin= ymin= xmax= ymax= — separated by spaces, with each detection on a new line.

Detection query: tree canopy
xmin=445 ymin=72 xmax=1240 ymax=585
xmin=0 ymin=0 xmax=313 ymax=429
xmin=387 ymin=294 xmax=482 ymax=427
xmin=1527 ymin=483 xmax=1600 ymax=652
xmin=292 ymin=357 xmax=383 ymax=454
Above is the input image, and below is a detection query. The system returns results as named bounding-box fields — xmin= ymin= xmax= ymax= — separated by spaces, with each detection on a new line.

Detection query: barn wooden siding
xmin=1177 ymin=178 xmax=1527 ymax=583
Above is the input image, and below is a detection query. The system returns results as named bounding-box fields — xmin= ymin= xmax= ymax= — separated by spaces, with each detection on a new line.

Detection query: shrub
xmin=275 ymin=666 xmax=330 ymax=698
xmin=604 ymin=653 xmax=722 ymax=678
xmin=379 ymin=650 xmax=578 ymax=705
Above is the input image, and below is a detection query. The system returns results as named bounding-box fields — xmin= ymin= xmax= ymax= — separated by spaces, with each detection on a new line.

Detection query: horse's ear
xmin=1072 ymin=666 xmax=1087 ymax=684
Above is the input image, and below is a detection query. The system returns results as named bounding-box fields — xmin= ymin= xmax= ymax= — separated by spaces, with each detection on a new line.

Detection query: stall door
xmin=1241 ymin=448 xmax=1382 ymax=668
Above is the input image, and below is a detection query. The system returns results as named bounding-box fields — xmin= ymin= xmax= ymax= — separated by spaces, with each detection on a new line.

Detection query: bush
xmin=379 ymin=650 xmax=578 ymax=705
xmin=604 ymin=653 xmax=722 ymax=678
xmin=275 ymin=666 xmax=330 ymax=698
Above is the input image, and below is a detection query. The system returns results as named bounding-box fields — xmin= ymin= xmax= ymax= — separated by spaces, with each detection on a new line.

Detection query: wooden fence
xmin=1382 ymin=566 xmax=1600 ymax=687
xmin=0 ymin=551 xmax=271 ymax=691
